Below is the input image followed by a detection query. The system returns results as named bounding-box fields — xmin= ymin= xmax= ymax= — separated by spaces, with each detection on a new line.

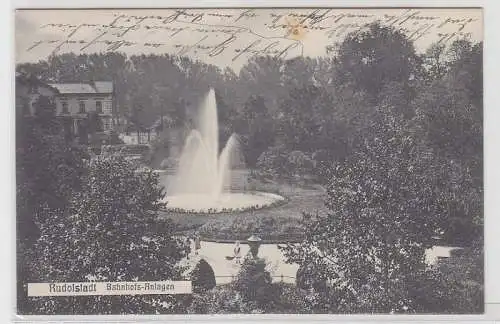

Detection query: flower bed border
xmin=161 ymin=191 xmax=289 ymax=214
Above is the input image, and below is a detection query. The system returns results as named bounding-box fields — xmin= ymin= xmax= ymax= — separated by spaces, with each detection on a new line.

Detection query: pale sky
xmin=15 ymin=8 xmax=483 ymax=71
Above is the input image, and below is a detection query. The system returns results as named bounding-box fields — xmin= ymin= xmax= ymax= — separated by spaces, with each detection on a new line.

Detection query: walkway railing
xmin=214 ymin=275 xmax=296 ymax=283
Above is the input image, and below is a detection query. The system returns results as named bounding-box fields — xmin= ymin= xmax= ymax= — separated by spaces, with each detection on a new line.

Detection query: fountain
xmin=163 ymin=88 xmax=284 ymax=213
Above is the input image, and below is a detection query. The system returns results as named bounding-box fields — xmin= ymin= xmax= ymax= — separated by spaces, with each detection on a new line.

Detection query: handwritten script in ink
xmin=22 ymin=8 xmax=481 ymax=65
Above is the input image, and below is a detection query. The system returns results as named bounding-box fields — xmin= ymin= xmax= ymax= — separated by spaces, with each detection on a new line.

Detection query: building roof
xmin=48 ymin=81 xmax=113 ymax=94
xmin=93 ymin=81 xmax=113 ymax=93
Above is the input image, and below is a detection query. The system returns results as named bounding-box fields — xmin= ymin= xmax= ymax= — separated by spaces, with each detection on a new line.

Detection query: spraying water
xmin=164 ymin=88 xmax=284 ymax=213
xmin=170 ymin=88 xmax=239 ymax=198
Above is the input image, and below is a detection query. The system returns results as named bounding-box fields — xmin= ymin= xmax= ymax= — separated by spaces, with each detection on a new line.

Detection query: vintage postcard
xmin=15 ymin=7 xmax=483 ymax=315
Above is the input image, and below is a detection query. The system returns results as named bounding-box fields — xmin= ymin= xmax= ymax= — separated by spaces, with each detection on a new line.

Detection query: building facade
xmin=48 ymin=81 xmax=114 ymax=135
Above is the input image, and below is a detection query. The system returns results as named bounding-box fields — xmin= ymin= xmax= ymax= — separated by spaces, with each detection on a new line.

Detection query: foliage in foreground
xmin=188 ymin=255 xmax=310 ymax=314
xmin=278 ymin=24 xmax=483 ymax=312
xmin=19 ymin=156 xmax=189 ymax=314
xmin=186 ymin=247 xmax=483 ymax=314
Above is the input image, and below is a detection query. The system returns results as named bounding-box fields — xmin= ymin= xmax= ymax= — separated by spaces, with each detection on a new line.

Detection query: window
xmin=96 ymin=101 xmax=102 ymax=114
xmin=61 ymin=102 xmax=68 ymax=114
xmin=79 ymin=101 xmax=86 ymax=113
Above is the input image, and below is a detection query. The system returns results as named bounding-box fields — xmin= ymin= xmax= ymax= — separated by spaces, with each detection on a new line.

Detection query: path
xmin=180 ymin=240 xmax=461 ymax=285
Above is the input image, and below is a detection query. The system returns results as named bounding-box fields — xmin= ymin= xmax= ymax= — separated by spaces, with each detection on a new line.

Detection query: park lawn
xmin=158 ymin=178 xmax=328 ymax=242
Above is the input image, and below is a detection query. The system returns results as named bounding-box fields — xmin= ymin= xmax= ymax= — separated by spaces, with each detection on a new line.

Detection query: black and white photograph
xmin=15 ymin=7 xmax=483 ymax=315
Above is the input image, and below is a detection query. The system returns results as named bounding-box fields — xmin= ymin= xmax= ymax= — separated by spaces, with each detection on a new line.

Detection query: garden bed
xmin=161 ymin=191 xmax=289 ymax=214
xmin=160 ymin=179 xmax=328 ymax=242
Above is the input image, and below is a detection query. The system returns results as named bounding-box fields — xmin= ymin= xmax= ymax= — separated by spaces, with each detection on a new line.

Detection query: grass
xmin=157 ymin=177 xmax=327 ymax=241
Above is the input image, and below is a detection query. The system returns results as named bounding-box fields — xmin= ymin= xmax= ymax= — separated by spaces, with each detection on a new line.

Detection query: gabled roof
xmin=48 ymin=81 xmax=113 ymax=94
xmin=48 ymin=83 xmax=95 ymax=94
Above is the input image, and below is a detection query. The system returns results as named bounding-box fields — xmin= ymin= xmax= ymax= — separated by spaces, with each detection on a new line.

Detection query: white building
xmin=48 ymin=81 xmax=114 ymax=135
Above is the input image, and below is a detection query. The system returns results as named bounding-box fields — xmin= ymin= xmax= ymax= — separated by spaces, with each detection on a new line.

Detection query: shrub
xmin=270 ymin=282 xmax=311 ymax=314
xmin=188 ymin=286 xmax=244 ymax=314
xmin=256 ymin=145 xmax=290 ymax=180
xmin=191 ymin=259 xmax=216 ymax=293
xmin=233 ymin=256 xmax=274 ymax=310
xmin=256 ymin=147 xmax=315 ymax=182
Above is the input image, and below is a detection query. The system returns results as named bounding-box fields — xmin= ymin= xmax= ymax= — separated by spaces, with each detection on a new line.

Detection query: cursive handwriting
xmin=24 ymin=8 xmax=481 ymax=65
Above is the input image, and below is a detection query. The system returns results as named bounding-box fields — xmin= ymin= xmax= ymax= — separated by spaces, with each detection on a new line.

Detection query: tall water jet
xmin=164 ymin=88 xmax=285 ymax=213
xmin=170 ymin=88 xmax=233 ymax=198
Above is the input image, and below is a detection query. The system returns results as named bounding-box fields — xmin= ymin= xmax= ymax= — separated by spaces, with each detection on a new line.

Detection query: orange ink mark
xmin=284 ymin=16 xmax=308 ymax=41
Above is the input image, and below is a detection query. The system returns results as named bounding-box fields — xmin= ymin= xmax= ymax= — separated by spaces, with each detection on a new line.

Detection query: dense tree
xmin=334 ymin=22 xmax=423 ymax=104
xmin=413 ymin=39 xmax=482 ymax=245
xmin=238 ymin=56 xmax=287 ymax=115
xmin=276 ymin=86 xmax=328 ymax=152
xmin=21 ymin=156 xmax=188 ymax=314
xmin=280 ymin=108 xmax=444 ymax=312
xmin=31 ymin=95 xmax=61 ymax=134
xmin=282 ymin=57 xmax=319 ymax=89
xmin=16 ymin=93 xmax=88 ymax=243
xmin=233 ymin=95 xmax=275 ymax=166
xmin=422 ymin=43 xmax=448 ymax=81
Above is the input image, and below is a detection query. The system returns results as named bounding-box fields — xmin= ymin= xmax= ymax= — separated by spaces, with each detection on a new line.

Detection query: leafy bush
xmin=270 ymin=282 xmax=312 ymax=313
xmin=233 ymin=256 xmax=274 ymax=311
xmin=311 ymin=149 xmax=336 ymax=184
xmin=256 ymin=145 xmax=290 ymax=180
xmin=190 ymin=259 xmax=216 ymax=293
xmin=188 ymin=286 xmax=244 ymax=314
xmin=187 ymin=262 xmax=312 ymax=314
xmin=21 ymin=155 xmax=188 ymax=315
xmin=256 ymin=147 xmax=314 ymax=182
